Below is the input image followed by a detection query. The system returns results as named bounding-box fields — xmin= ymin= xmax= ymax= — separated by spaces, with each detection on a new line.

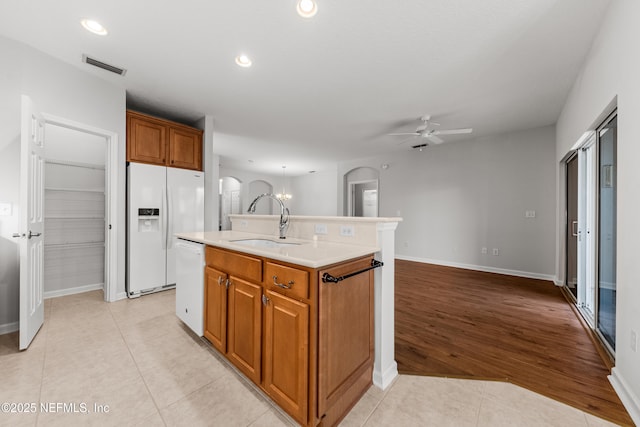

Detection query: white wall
xmin=0 ymin=36 xmax=126 ymax=330
xmin=555 ymin=0 xmax=640 ymax=420
xmin=196 ymin=115 xmax=219 ymax=233
xmin=338 ymin=125 xmax=557 ymax=279
xmin=289 ymin=166 xmax=338 ymax=216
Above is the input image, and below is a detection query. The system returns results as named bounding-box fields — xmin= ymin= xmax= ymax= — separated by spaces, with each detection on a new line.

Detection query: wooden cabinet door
xmin=127 ymin=114 xmax=167 ymax=166
xmin=168 ymin=127 xmax=202 ymax=170
xmin=263 ymin=290 xmax=309 ymax=424
xmin=227 ymin=276 xmax=262 ymax=383
xmin=204 ymin=267 xmax=228 ymax=353
xmin=317 ymin=258 xmax=374 ymax=415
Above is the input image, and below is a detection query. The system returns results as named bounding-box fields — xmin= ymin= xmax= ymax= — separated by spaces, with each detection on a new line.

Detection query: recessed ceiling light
xmin=297 ymin=0 xmax=318 ymax=18
xmin=81 ymin=19 xmax=108 ymax=36
xmin=235 ymin=54 xmax=252 ymax=68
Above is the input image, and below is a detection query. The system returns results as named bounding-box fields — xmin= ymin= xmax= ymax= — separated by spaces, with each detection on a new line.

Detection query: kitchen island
xmin=176 ymin=231 xmax=376 ymax=426
xmin=176 ymin=215 xmax=400 ymax=426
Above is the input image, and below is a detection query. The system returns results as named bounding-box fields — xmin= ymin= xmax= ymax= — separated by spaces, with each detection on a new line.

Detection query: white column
xmin=373 ymin=221 xmax=399 ymax=389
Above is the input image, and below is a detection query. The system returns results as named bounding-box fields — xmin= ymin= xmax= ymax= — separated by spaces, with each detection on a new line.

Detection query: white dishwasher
xmin=175 ymin=239 xmax=205 ymax=336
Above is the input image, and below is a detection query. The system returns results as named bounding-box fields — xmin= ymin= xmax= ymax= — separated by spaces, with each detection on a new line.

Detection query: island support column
xmin=373 ymin=221 xmax=399 ymax=389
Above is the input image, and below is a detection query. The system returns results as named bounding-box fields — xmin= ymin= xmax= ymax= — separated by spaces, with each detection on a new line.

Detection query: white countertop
xmin=176 ymin=231 xmax=379 ymax=268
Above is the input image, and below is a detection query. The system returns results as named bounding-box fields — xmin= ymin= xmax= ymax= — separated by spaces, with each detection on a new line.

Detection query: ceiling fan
xmin=388 ymin=115 xmax=473 ymax=145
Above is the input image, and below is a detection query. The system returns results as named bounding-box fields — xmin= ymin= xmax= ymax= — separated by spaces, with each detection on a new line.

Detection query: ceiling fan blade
xmin=427 ymin=135 xmax=444 ymax=144
xmin=432 ymin=128 xmax=473 ymax=136
xmin=388 ymin=132 xmax=420 ymax=136
xmin=396 ymin=136 xmax=417 ymax=145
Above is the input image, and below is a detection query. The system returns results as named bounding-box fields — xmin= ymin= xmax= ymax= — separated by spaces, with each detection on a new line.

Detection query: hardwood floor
xmin=395 ymin=260 xmax=634 ymax=426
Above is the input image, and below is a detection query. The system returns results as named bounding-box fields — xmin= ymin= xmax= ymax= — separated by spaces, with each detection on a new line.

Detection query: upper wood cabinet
xmin=126 ymin=110 xmax=203 ymax=171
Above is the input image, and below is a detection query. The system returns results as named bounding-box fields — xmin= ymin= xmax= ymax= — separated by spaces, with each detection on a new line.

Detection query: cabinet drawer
xmin=206 ymin=246 xmax=262 ymax=282
xmin=265 ymin=262 xmax=309 ymax=300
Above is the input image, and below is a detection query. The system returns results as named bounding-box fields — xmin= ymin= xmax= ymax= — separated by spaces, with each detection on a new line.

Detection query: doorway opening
xmin=344 ymin=167 xmax=379 ymax=217
xmin=219 ymin=176 xmax=242 ymax=230
xmin=41 ymin=114 xmax=118 ymax=303
xmin=43 ymin=124 xmax=107 ymax=299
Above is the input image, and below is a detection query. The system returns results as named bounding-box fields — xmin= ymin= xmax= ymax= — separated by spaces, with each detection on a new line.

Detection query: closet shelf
xmin=45 ymin=159 xmax=105 ymax=171
xmin=45 ymin=215 xmax=105 ymax=220
xmin=45 ymin=187 xmax=105 ymax=193
xmin=45 ymin=242 xmax=105 ymax=249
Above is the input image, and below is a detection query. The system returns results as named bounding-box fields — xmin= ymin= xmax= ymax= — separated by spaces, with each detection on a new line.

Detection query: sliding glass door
xmin=565 ymin=111 xmax=617 ymax=355
xmin=577 ymin=139 xmax=596 ymax=324
xmin=597 ymin=114 xmax=617 ymax=351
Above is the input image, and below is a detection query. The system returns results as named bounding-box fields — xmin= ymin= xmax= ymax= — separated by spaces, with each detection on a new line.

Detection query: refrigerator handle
xmin=161 ymin=185 xmax=168 ymax=250
xmin=167 ymin=185 xmax=174 ymax=249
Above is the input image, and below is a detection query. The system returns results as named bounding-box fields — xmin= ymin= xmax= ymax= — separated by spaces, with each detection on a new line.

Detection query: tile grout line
xmin=34 ymin=302 xmax=52 ymax=427
xmin=106 ymin=299 xmax=169 ymax=427
xmin=473 ymin=380 xmax=488 ymax=427
xmin=359 ymin=380 xmax=397 ymax=426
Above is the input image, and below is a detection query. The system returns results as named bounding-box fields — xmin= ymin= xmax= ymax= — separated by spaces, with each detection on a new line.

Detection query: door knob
xmin=28 ymin=230 xmax=41 ymax=239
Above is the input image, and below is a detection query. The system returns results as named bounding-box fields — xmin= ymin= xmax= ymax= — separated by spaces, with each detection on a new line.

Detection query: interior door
xmin=18 ymin=95 xmax=45 ymax=350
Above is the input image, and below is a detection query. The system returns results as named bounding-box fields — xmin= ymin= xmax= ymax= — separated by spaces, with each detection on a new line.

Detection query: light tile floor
xmin=0 ymin=290 xmax=621 ymax=427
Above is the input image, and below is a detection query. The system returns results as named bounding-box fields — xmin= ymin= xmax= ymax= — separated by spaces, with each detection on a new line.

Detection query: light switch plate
xmin=0 ymin=202 xmax=11 ymax=216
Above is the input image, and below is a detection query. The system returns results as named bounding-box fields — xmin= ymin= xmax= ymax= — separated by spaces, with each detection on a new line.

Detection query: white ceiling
xmin=0 ymin=0 xmax=611 ymax=175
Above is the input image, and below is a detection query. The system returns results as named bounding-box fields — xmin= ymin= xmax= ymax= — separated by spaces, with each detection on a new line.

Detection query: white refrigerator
xmin=127 ymin=163 xmax=204 ymax=297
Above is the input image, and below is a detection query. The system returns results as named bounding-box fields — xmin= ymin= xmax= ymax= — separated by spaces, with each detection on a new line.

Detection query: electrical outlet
xmin=525 ymin=210 xmax=536 ymax=218
xmin=492 ymin=248 xmax=499 ymax=256
xmin=481 ymin=247 xmax=488 ymax=254
xmin=239 ymin=220 xmax=248 ymax=228
xmin=631 ymin=330 xmax=637 ymax=352
xmin=340 ymin=225 xmax=355 ymax=237
xmin=314 ymin=224 xmax=328 ymax=235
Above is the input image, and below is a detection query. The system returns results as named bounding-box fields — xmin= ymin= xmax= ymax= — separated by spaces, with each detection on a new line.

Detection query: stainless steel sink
xmin=230 ymin=238 xmax=302 ymax=248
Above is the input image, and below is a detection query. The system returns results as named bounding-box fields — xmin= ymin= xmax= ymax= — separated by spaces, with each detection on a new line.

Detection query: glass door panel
xmin=565 ymin=155 xmax=579 ymax=298
xmin=597 ymin=114 xmax=617 ymax=350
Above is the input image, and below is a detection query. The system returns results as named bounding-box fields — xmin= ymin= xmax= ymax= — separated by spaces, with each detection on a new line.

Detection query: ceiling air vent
xmin=411 ymin=143 xmax=428 ymax=151
xmin=82 ymin=54 xmax=127 ymax=76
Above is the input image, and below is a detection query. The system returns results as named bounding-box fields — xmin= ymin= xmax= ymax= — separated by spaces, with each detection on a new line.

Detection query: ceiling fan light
xmin=297 ymin=0 xmax=318 ymax=18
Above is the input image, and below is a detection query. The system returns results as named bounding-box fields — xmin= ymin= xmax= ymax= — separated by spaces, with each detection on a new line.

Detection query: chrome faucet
xmin=247 ymin=193 xmax=290 ymax=239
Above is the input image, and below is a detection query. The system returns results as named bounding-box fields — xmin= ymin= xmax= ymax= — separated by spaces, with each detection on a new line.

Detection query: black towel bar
xmin=322 ymin=259 xmax=383 ymax=283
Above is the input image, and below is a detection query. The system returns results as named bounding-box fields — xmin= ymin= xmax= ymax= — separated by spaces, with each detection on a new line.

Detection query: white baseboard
xmin=44 ymin=283 xmax=103 ymax=299
xmin=115 ymin=291 xmax=128 ymax=301
xmin=609 ymin=368 xmax=640 ymax=425
xmin=395 ymin=254 xmax=557 ymax=282
xmin=373 ymin=361 xmax=398 ymax=391
xmin=0 ymin=321 xmax=19 ymax=335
